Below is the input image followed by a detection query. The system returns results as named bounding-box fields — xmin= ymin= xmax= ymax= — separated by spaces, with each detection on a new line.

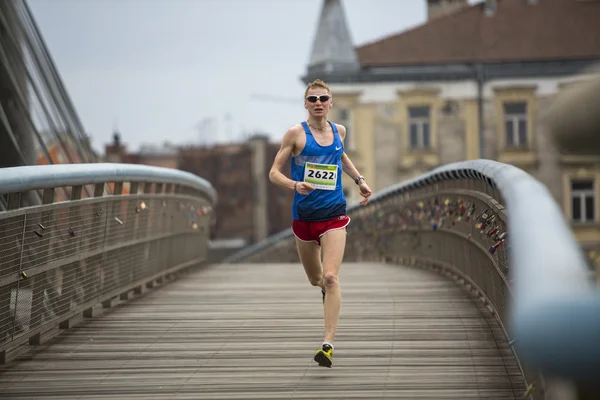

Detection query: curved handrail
xmin=225 ymin=159 xmax=600 ymax=382
xmin=0 ymin=162 xmax=216 ymax=362
xmin=0 ymin=163 xmax=217 ymax=203
xmin=548 ymin=64 xmax=600 ymax=154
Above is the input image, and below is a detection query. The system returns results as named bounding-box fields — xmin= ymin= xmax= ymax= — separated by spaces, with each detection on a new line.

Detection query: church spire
xmin=305 ymin=0 xmax=359 ymax=79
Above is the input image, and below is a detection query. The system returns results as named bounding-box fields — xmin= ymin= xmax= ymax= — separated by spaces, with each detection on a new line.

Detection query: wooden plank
xmin=0 ymin=262 xmax=526 ymax=399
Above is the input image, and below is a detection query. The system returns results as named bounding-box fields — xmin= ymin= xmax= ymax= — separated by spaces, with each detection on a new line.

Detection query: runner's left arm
xmin=341 ymin=153 xmax=361 ymax=182
xmin=337 ymin=124 xmax=363 ymax=182
xmin=338 ymin=124 xmax=372 ymax=205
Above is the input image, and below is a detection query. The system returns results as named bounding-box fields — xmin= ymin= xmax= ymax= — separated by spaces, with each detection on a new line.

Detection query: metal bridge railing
xmin=0 ymin=163 xmax=216 ymax=363
xmin=225 ymin=159 xmax=600 ymax=399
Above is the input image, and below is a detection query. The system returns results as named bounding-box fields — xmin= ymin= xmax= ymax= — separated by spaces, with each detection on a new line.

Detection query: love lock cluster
xmin=474 ymin=208 xmax=507 ymax=255
xmin=349 ymin=197 xmax=508 ymax=256
xmin=399 ymin=198 xmax=478 ymax=230
xmin=183 ymin=203 xmax=213 ymax=231
xmin=398 ymin=198 xmax=507 ymax=255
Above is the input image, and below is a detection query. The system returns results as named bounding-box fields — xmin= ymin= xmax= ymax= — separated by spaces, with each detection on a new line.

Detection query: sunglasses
xmin=306 ymin=95 xmax=331 ymax=103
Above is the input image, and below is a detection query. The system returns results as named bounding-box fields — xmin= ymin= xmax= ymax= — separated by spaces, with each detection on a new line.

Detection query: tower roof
xmin=306 ymin=0 xmax=359 ymax=77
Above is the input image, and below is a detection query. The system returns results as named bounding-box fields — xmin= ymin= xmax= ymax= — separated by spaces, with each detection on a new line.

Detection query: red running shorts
xmin=292 ymin=215 xmax=351 ymax=246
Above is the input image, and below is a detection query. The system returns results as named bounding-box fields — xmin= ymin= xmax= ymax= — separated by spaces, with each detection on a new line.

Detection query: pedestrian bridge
xmin=0 ymin=160 xmax=599 ymax=399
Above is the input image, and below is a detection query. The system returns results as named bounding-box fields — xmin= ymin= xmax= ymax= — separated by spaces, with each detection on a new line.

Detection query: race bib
xmin=304 ymin=162 xmax=338 ymax=190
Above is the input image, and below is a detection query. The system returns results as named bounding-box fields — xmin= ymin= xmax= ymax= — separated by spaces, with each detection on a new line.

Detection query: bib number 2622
xmin=304 ymin=162 xmax=338 ymax=191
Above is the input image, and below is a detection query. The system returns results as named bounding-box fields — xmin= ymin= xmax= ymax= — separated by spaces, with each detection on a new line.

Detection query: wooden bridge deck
xmin=0 ymin=262 xmax=525 ymax=399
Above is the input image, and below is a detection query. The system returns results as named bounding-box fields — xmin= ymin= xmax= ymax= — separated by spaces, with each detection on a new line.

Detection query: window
xmin=571 ymin=179 xmax=595 ymax=223
xmin=408 ymin=106 xmax=431 ymax=149
xmin=338 ymin=108 xmax=354 ymax=151
xmin=504 ymin=102 xmax=528 ymax=147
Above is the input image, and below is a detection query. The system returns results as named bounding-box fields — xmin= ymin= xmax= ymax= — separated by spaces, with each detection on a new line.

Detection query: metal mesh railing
xmin=231 ymin=172 xmax=515 ymax=340
xmin=0 ymin=163 xmax=216 ymax=363
xmin=226 ymin=159 xmax=600 ymax=399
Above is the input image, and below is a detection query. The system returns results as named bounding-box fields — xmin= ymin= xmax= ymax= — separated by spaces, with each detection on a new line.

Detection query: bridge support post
xmin=119 ymin=291 xmax=133 ymax=301
xmin=28 ymin=333 xmax=40 ymax=346
xmin=133 ymin=284 xmax=146 ymax=296
xmin=83 ymin=307 xmax=95 ymax=318
xmin=58 ymin=319 xmax=71 ymax=329
xmin=102 ymin=298 xmax=116 ymax=309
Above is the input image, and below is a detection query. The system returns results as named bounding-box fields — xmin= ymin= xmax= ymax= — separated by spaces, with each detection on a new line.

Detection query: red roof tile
xmin=357 ymin=0 xmax=600 ymax=67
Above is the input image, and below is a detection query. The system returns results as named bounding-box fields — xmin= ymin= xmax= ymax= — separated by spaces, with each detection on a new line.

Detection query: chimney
xmin=248 ymin=135 xmax=269 ymax=243
xmin=113 ymin=131 xmax=121 ymax=147
xmin=105 ymin=130 xmax=126 ymax=163
xmin=427 ymin=0 xmax=468 ymax=20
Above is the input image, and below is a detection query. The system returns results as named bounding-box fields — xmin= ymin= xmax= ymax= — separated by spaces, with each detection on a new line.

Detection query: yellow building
xmin=303 ymin=0 xmax=600 ymax=263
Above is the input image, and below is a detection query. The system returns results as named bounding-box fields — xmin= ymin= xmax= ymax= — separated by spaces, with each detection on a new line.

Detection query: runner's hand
xmin=294 ymin=182 xmax=315 ymax=195
xmin=358 ymin=181 xmax=372 ymax=206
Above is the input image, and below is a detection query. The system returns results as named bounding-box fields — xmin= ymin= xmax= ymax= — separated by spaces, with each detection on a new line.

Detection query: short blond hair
xmin=304 ymin=79 xmax=331 ymax=98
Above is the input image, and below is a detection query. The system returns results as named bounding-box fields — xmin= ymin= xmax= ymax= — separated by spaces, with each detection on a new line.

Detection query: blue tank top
xmin=291 ymin=121 xmax=346 ymax=221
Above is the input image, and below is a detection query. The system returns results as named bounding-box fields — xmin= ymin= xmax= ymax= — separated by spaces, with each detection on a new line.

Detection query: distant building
xmin=105 ymin=132 xmax=294 ymax=244
xmin=304 ymin=0 xmax=600 ymax=266
xmin=178 ymin=135 xmax=294 ymax=243
xmin=104 ymin=131 xmax=178 ymax=168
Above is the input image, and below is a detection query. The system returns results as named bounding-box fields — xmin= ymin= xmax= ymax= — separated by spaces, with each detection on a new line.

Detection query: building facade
xmin=303 ymin=0 xmax=600 ymax=265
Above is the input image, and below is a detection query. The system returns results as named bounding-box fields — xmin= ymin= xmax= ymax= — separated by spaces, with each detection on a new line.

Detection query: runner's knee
xmin=323 ymin=273 xmax=339 ymax=289
xmin=308 ymin=275 xmax=322 ymax=287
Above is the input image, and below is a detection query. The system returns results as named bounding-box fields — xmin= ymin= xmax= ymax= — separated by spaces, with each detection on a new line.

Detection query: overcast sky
xmin=27 ymin=0 xmax=475 ymax=154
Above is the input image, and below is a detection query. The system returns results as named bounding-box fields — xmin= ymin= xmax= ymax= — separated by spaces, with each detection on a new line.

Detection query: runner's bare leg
xmin=319 ymin=228 xmax=346 ymax=343
xmin=295 ymin=238 xmax=324 ymax=290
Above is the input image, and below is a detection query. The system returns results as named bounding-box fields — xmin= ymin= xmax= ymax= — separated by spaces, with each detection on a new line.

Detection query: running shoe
xmin=314 ymin=343 xmax=333 ymax=368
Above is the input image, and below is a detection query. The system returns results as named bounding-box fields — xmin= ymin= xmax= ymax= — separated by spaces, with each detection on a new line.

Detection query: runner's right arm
xmin=269 ymin=128 xmax=315 ymax=195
